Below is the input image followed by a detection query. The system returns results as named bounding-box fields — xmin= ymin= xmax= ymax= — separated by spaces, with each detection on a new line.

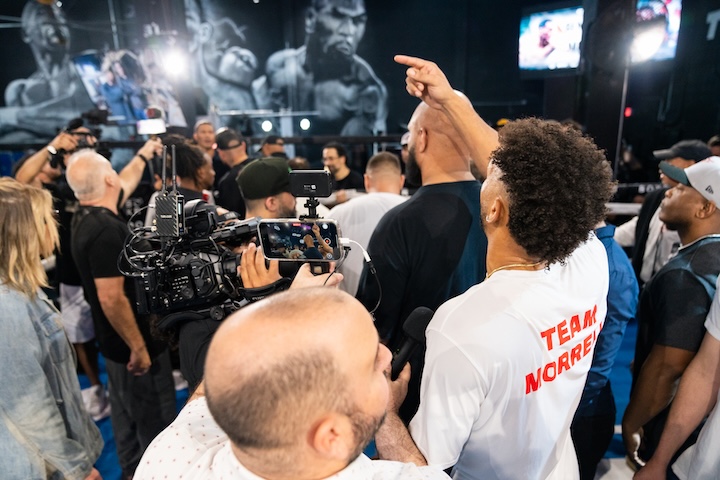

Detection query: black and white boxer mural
xmin=251 ymin=0 xmax=388 ymax=136
xmin=0 ymin=1 xmax=94 ymax=142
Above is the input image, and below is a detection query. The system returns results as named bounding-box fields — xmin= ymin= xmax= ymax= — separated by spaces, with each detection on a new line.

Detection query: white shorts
xmin=59 ymin=283 xmax=95 ymax=343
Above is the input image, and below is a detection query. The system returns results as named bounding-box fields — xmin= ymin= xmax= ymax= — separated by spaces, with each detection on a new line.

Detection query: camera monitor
xmin=519 ymin=3 xmax=584 ymax=75
xmin=258 ymin=219 xmax=343 ymax=262
xmin=633 ymin=0 xmax=682 ymax=63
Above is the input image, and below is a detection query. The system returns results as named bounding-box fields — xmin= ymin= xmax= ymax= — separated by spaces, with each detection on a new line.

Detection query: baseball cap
xmin=215 ymin=128 xmax=244 ymax=150
xmin=194 ymin=117 xmax=213 ymax=131
xmin=659 ymin=156 xmax=720 ymax=205
xmin=261 ymin=135 xmax=284 ymax=147
xmin=400 ymin=132 xmax=410 ymax=146
xmin=237 ymin=157 xmax=293 ymax=200
xmin=653 ymin=140 xmax=711 ymax=162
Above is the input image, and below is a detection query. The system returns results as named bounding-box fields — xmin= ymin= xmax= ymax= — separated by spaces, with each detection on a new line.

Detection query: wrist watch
xmin=47 ymin=145 xmax=58 ymax=156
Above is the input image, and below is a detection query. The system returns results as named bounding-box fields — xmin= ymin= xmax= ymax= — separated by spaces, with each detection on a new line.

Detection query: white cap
xmin=659 ymin=156 xmax=720 ymax=205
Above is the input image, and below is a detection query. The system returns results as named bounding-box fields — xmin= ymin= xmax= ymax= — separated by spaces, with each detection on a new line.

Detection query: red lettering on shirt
xmin=583 ymin=306 xmax=597 ymax=329
xmin=526 ymin=368 xmax=542 ymax=394
xmin=557 ymin=351 xmax=571 ymax=375
xmin=569 ymin=315 xmax=581 ymax=337
xmin=557 ymin=319 xmax=571 ymax=345
xmin=543 ymin=362 xmax=557 ymax=382
xmin=540 ymin=326 xmax=556 ymax=351
xmin=582 ymin=333 xmax=593 ymax=357
xmin=525 ymin=305 xmax=602 ymax=395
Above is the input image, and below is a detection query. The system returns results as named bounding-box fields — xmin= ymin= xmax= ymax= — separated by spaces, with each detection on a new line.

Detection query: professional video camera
xmin=121 ymin=163 xmax=344 ymax=319
xmin=49 ymin=117 xmax=107 ymax=169
xmin=122 ymin=197 xmax=259 ymax=317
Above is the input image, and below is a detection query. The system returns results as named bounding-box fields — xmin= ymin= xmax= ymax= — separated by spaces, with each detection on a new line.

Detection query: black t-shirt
xmin=333 ymin=170 xmax=364 ymax=191
xmin=215 ymin=160 xmax=252 ymax=218
xmin=631 ymin=236 xmax=720 ymax=458
xmin=44 ymin=179 xmax=83 ymax=286
xmin=633 ymin=237 xmax=720 ymax=378
xmin=71 ymin=206 xmax=165 ymax=363
xmin=356 ymin=181 xmax=487 ymax=421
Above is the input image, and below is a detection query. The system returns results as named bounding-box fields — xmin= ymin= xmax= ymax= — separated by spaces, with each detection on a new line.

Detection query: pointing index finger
xmin=394 ymin=54 xmax=426 ymax=69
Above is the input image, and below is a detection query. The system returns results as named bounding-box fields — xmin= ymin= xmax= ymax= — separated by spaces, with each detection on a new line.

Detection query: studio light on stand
xmin=613 ymin=12 xmax=667 ymax=179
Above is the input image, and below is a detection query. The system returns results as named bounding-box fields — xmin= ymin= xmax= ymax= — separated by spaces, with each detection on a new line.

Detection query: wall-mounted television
xmin=632 ymin=0 xmax=682 ymax=63
xmin=519 ymin=3 xmax=584 ymax=75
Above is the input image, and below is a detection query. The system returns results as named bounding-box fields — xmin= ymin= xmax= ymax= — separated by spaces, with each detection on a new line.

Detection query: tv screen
xmin=519 ymin=5 xmax=584 ymax=73
xmin=633 ymin=0 xmax=682 ymax=63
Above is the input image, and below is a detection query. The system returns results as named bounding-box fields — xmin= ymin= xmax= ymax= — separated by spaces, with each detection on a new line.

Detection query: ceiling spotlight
xmin=299 ymin=118 xmax=311 ymax=131
xmin=261 ymin=120 xmax=273 ymax=132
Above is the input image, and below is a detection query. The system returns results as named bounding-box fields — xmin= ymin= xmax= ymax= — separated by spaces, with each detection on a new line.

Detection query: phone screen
xmin=258 ymin=220 xmax=342 ymax=262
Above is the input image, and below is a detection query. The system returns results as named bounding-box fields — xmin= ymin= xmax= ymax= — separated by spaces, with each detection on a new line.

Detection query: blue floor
xmin=84 ymin=320 xmax=638 ymax=476
xmin=78 ymin=356 xmax=188 ymax=480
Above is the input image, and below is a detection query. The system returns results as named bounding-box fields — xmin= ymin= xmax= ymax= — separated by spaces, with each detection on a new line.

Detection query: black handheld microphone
xmin=390 ymin=306 xmax=434 ymax=380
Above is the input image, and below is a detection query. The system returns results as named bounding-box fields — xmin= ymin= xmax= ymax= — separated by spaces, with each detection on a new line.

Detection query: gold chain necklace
xmin=485 ymin=261 xmax=544 ymax=280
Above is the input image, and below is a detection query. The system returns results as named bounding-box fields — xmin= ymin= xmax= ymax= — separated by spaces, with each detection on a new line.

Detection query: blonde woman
xmin=0 ymin=178 xmax=103 ymax=480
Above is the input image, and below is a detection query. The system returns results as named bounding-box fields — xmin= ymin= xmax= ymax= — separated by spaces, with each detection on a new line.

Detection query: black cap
xmin=261 ymin=135 xmax=284 ymax=146
xmin=215 ymin=128 xmax=244 ymax=150
xmin=237 ymin=157 xmax=293 ymax=200
xmin=653 ymin=140 xmax=711 ymax=163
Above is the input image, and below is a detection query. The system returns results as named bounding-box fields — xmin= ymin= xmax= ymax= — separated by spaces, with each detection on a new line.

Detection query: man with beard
xmin=355 ymin=92 xmax=487 ymax=423
xmin=237 ymin=157 xmax=297 ymax=219
xmin=375 ymin=55 xmax=613 ymax=480
xmin=134 ymin=288 xmax=449 ymax=480
xmin=623 ymin=157 xmax=720 ymax=471
xmin=184 ymin=0 xmax=258 ymax=122
xmin=252 ymin=0 xmax=387 ymax=136
xmin=322 ymin=141 xmax=364 ymax=206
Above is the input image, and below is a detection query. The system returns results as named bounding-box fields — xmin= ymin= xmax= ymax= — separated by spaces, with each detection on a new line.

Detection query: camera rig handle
xmin=300 ymin=196 xmax=323 ymax=220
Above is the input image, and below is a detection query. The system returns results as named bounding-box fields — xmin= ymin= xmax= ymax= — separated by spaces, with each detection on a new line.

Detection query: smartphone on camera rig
xmin=274 ymin=170 xmax=341 ymax=274
xmin=258 ymin=219 xmax=343 ymax=263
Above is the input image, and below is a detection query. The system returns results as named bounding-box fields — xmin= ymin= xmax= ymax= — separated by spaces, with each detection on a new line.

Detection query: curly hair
xmin=163 ymin=134 xmax=207 ymax=186
xmin=492 ymin=118 xmax=614 ymax=265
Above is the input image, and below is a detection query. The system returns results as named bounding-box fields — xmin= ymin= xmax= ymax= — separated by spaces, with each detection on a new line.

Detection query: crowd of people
xmin=2 ymin=52 xmax=720 ymax=480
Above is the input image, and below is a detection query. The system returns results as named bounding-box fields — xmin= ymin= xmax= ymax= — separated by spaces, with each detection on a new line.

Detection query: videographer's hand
xmin=137 ymin=137 xmax=163 ymax=160
xmin=49 ymin=131 xmax=78 ymax=154
xmin=239 ymin=243 xmax=281 ymax=288
xmin=290 ymin=263 xmax=343 ymax=289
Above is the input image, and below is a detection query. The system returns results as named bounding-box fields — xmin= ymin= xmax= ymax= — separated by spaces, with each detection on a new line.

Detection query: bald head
xmin=205 ymin=288 xmax=386 ymax=458
xmin=66 ymin=149 xmax=115 ymax=202
xmin=406 ymin=92 xmax=474 ymax=184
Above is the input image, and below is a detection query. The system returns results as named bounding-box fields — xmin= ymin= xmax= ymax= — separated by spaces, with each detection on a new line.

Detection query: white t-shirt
xmin=410 ymin=235 xmax=609 ymax=480
xmin=672 ymin=278 xmax=720 ymax=480
xmin=613 ymin=209 xmax=680 ymax=283
xmin=134 ymin=397 xmax=449 ymax=480
xmin=329 ymin=192 xmax=408 ymax=296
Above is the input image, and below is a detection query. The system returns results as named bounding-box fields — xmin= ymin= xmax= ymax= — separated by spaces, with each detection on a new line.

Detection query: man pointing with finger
xmin=375 ymin=55 xmax=613 ymax=480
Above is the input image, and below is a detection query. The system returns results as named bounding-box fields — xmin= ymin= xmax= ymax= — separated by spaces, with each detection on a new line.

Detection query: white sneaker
xmin=82 ymin=385 xmax=111 ymax=421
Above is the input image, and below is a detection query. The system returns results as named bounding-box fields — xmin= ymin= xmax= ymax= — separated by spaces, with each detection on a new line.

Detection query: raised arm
xmin=15 ymin=132 xmax=78 ymax=185
xmin=394 ymin=55 xmax=499 ymax=179
xmin=118 ymin=137 xmax=162 ymax=205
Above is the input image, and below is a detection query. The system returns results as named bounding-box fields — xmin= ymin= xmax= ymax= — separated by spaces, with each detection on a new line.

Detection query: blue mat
xmin=78 ymin=355 xmax=188 ymax=480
